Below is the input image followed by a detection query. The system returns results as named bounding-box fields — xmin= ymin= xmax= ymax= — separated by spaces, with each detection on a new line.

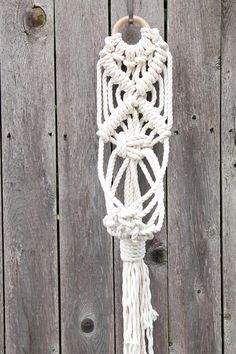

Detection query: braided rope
xmin=97 ymin=27 xmax=172 ymax=354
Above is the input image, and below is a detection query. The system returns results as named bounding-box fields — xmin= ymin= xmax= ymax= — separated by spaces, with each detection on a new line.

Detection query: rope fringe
xmin=121 ymin=240 xmax=158 ymax=354
xmin=97 ymin=27 xmax=172 ymax=353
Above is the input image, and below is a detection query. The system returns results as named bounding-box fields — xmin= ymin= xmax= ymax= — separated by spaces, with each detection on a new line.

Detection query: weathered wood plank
xmin=110 ymin=2 xmax=168 ymax=353
xmin=168 ymin=0 xmax=222 ymax=353
xmin=222 ymin=1 xmax=236 ymax=352
xmin=0 ymin=1 xmax=59 ymax=353
xmin=55 ymin=1 xmax=114 ymax=353
xmin=0 ymin=110 xmax=4 ymax=353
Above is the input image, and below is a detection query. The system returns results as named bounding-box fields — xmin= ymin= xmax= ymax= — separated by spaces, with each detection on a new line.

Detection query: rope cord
xmin=97 ymin=27 xmax=172 ymax=354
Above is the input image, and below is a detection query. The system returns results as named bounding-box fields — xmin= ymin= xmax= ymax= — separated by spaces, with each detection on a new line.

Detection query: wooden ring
xmin=112 ymin=16 xmax=150 ymax=35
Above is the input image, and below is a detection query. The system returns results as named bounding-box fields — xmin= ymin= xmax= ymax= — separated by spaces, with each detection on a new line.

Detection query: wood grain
xmin=0 ymin=1 xmax=235 ymax=353
xmin=0 ymin=1 xmax=59 ymax=353
xmin=110 ymin=1 xmax=168 ymax=353
xmin=55 ymin=1 xmax=114 ymax=353
xmin=222 ymin=1 xmax=236 ymax=352
xmin=168 ymin=0 xmax=222 ymax=353
xmin=0 ymin=102 xmax=4 ymax=353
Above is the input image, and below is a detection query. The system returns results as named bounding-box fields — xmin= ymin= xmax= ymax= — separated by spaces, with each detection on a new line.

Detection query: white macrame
xmin=97 ymin=27 xmax=172 ymax=354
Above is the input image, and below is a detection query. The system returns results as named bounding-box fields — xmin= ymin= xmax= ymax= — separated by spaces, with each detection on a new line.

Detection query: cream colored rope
xmin=97 ymin=26 xmax=172 ymax=354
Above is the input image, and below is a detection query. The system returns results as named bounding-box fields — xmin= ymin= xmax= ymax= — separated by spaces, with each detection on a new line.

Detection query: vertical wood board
xmin=168 ymin=0 xmax=222 ymax=353
xmin=0 ymin=97 xmax=4 ymax=353
xmin=0 ymin=1 xmax=59 ymax=353
xmin=222 ymin=0 xmax=236 ymax=352
xmin=55 ymin=0 xmax=114 ymax=353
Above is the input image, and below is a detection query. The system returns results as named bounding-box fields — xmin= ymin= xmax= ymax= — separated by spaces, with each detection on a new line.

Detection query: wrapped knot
xmin=120 ymin=239 xmax=145 ymax=262
xmin=103 ymin=208 xmax=154 ymax=241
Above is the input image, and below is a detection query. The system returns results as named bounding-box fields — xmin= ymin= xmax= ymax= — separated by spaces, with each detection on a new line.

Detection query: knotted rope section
xmin=97 ymin=27 xmax=172 ymax=354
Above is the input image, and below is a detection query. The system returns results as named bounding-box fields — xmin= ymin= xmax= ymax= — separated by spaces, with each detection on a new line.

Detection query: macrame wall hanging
xmin=97 ymin=7 xmax=172 ymax=354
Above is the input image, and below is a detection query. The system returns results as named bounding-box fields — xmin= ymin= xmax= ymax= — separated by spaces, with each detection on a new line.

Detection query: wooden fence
xmin=0 ymin=0 xmax=235 ymax=353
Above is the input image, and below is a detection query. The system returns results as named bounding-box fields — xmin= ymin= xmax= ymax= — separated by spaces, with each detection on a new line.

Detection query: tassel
xmin=121 ymin=240 xmax=158 ymax=354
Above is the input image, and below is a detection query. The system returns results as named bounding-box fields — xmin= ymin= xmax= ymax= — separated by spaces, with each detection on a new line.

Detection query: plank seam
xmin=53 ymin=1 xmax=62 ymax=352
xmin=165 ymin=1 xmax=171 ymax=352
xmin=108 ymin=1 xmax=117 ymax=352
xmin=0 ymin=61 xmax=6 ymax=354
xmin=220 ymin=1 xmax=224 ymax=352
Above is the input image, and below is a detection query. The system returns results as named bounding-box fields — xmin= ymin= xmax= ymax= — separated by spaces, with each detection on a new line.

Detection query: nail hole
xmin=210 ymin=128 xmax=214 ymax=133
xmin=7 ymin=133 xmax=11 ymax=138
xmin=63 ymin=134 xmax=67 ymax=140
xmin=81 ymin=318 xmax=94 ymax=333
xmin=224 ymin=313 xmax=231 ymax=320
xmin=169 ymin=341 xmax=173 ymax=347
xmin=48 ymin=132 xmax=52 ymax=137
xmin=174 ymin=130 xmax=179 ymax=135
xmin=234 ymin=163 xmax=236 ymax=168
xmin=229 ymin=129 xmax=233 ymax=133
xmin=197 ymin=289 xmax=201 ymax=294
xmin=192 ymin=115 xmax=197 ymax=120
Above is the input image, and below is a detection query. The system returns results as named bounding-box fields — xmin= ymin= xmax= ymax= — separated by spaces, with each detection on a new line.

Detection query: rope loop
xmin=97 ymin=27 xmax=172 ymax=243
xmin=97 ymin=26 xmax=172 ymax=354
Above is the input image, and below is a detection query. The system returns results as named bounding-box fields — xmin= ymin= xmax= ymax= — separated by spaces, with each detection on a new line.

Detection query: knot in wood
xmin=25 ymin=6 xmax=46 ymax=29
xmin=81 ymin=318 xmax=94 ymax=333
xmin=150 ymin=246 xmax=167 ymax=264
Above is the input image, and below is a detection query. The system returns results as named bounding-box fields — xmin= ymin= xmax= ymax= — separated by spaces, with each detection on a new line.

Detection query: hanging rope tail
xmin=97 ymin=27 xmax=172 ymax=353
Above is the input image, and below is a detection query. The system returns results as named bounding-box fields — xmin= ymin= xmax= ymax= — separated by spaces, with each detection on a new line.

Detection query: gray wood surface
xmin=0 ymin=1 xmax=59 ymax=353
xmin=55 ymin=1 xmax=114 ymax=353
xmin=0 ymin=113 xmax=4 ymax=353
xmin=222 ymin=1 xmax=236 ymax=352
xmin=168 ymin=0 xmax=222 ymax=353
xmin=110 ymin=1 xmax=168 ymax=353
xmin=0 ymin=1 xmax=236 ymax=353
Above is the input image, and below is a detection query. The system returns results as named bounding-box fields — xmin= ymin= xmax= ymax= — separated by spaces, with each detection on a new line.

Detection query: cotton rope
xmin=97 ymin=27 xmax=172 ymax=354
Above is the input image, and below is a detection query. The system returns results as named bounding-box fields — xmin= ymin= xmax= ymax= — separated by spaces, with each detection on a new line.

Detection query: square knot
xmin=120 ymin=239 xmax=146 ymax=262
xmin=116 ymin=132 xmax=153 ymax=160
xmin=103 ymin=208 xmax=153 ymax=241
